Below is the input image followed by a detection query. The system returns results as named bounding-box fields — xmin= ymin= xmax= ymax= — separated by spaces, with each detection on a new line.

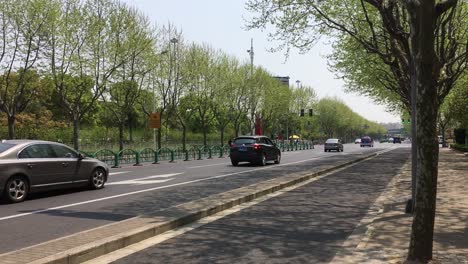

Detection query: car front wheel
xmin=4 ymin=176 xmax=29 ymax=203
xmin=89 ymin=168 xmax=106 ymax=190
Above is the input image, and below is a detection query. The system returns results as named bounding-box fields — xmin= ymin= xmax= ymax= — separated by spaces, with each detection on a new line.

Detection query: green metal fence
xmin=83 ymin=141 xmax=313 ymax=166
xmin=93 ymin=149 xmax=117 ymax=167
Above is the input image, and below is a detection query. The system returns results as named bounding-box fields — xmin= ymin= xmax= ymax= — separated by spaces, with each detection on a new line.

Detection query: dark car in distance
xmin=393 ymin=137 xmax=402 ymax=144
xmin=324 ymin=138 xmax=343 ymax=152
xmin=230 ymin=136 xmax=281 ymax=166
xmin=0 ymin=140 xmax=109 ymax=203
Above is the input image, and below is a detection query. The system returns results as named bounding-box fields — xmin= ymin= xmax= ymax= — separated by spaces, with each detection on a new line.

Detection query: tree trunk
xmin=72 ymin=118 xmax=80 ymax=151
xmin=129 ymin=115 xmax=133 ymax=142
xmin=182 ymin=124 xmax=186 ymax=152
xmin=157 ymin=128 xmax=162 ymax=150
xmin=235 ymin=122 xmax=240 ymax=137
xmin=118 ymin=124 xmax=124 ymax=152
xmin=7 ymin=115 xmax=15 ymax=140
xmin=220 ymin=127 xmax=225 ymax=146
xmin=407 ymin=0 xmax=439 ymax=261
xmin=202 ymin=125 xmax=207 ymax=146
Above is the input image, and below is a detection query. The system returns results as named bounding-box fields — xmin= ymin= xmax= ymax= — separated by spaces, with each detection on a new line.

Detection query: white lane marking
xmin=107 ymin=179 xmax=173 ymax=186
xmin=0 ymin=149 xmax=394 ymax=222
xmin=108 ymin=173 xmax=183 ymax=184
xmin=85 ymin=155 xmax=373 ymax=264
xmin=109 ymin=171 xmax=130 ymax=176
xmin=187 ymin=163 xmax=228 ymax=169
xmin=140 ymin=173 xmax=182 ymax=179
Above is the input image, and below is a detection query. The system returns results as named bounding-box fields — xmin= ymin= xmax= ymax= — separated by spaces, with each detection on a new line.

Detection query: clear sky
xmin=123 ymin=0 xmax=400 ymax=123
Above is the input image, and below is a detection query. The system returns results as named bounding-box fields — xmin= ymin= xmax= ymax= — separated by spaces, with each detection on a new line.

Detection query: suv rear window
xmin=325 ymin=139 xmax=338 ymax=143
xmin=234 ymin=138 xmax=256 ymax=145
xmin=0 ymin=143 xmax=15 ymax=153
xmin=361 ymin=137 xmax=372 ymax=143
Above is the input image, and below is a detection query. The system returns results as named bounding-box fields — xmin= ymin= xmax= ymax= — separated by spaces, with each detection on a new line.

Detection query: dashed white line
xmin=109 ymin=171 xmax=130 ymax=176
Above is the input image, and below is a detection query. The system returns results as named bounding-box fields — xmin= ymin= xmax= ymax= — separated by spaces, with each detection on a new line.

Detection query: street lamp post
xmin=151 ymin=50 xmax=168 ymax=150
xmin=247 ymin=38 xmax=255 ymax=135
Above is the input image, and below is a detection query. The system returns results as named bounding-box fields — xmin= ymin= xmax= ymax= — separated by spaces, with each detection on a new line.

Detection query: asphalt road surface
xmin=0 ymin=143 xmax=406 ymax=254
xmin=111 ymin=147 xmax=411 ymax=264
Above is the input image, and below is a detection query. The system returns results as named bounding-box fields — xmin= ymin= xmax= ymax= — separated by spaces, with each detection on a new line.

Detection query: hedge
xmin=450 ymin=143 xmax=468 ymax=152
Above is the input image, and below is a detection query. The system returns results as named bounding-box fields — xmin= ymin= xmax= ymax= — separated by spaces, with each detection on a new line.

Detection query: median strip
xmin=0 ymin=150 xmax=390 ymax=264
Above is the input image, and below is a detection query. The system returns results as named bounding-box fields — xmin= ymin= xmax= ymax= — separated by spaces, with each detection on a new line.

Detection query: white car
xmin=354 ymin=138 xmax=361 ymax=144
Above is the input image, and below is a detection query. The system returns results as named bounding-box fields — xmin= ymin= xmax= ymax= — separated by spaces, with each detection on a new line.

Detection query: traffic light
xmin=308 ymin=109 xmax=313 ymax=117
xmin=300 ymin=109 xmax=304 ymax=117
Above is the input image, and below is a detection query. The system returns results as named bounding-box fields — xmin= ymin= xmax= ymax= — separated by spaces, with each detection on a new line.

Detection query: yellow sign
xmin=149 ymin=112 xmax=161 ymax=129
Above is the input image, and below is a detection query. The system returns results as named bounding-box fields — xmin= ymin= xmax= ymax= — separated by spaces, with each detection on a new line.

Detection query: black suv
xmin=230 ymin=136 xmax=281 ymax=166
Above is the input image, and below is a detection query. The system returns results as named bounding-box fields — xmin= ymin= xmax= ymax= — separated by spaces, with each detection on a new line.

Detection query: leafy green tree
xmin=227 ymin=62 xmax=251 ymax=137
xmin=0 ymin=0 xmax=53 ymax=139
xmin=315 ymin=98 xmax=342 ymax=138
xmin=182 ymin=43 xmax=219 ymax=146
xmin=106 ymin=81 xmax=140 ymax=151
xmin=445 ymin=75 xmax=468 ymax=130
xmin=149 ymin=23 xmax=184 ymax=149
xmin=45 ymin=0 xmax=136 ymax=150
xmin=443 ymin=75 xmax=468 ymax=145
xmin=260 ymin=77 xmax=291 ymax=138
xmin=210 ymin=54 xmax=236 ymax=145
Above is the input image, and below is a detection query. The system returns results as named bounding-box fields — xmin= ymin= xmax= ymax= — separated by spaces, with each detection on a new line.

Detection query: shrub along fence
xmin=81 ymin=141 xmax=313 ymax=168
xmin=450 ymin=143 xmax=468 ymax=153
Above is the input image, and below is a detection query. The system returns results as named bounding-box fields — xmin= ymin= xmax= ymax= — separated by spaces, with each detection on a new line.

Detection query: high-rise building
xmin=273 ymin=76 xmax=290 ymax=87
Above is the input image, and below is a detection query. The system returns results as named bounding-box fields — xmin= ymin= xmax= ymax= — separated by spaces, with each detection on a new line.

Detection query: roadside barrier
xmin=117 ymin=149 xmax=140 ymax=166
xmin=93 ymin=149 xmax=118 ymax=167
xmin=83 ymin=141 xmax=314 ymax=166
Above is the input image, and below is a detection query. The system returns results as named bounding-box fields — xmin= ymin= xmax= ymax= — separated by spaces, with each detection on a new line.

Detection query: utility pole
xmin=247 ymin=38 xmax=255 ymax=135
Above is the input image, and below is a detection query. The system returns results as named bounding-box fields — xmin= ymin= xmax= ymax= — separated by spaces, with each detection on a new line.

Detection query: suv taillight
xmin=253 ymin=143 xmax=261 ymax=150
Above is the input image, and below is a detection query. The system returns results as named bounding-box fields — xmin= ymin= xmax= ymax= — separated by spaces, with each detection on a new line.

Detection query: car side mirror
xmin=78 ymin=153 xmax=85 ymax=160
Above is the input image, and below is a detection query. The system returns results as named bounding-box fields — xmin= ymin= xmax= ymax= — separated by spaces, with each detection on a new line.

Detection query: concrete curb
xmin=3 ymin=152 xmax=380 ymax=264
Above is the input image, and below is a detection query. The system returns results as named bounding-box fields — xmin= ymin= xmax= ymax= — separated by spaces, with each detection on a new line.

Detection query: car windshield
xmin=326 ymin=139 xmax=338 ymax=143
xmin=234 ymin=138 xmax=256 ymax=145
xmin=0 ymin=143 xmax=15 ymax=153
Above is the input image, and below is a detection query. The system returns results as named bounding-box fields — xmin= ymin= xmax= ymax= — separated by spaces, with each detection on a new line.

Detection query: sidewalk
xmin=332 ymin=149 xmax=468 ymax=263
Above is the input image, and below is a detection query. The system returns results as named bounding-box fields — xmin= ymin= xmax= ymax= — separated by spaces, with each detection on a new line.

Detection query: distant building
xmin=273 ymin=76 xmax=290 ymax=87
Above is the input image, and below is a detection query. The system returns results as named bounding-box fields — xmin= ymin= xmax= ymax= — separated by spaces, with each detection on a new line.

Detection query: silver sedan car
xmin=0 ymin=140 xmax=109 ymax=203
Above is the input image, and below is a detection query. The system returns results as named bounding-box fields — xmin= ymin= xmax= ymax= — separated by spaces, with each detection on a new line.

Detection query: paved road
xmin=0 ymin=143 xmax=404 ymax=254
xmin=111 ymin=147 xmax=411 ymax=264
